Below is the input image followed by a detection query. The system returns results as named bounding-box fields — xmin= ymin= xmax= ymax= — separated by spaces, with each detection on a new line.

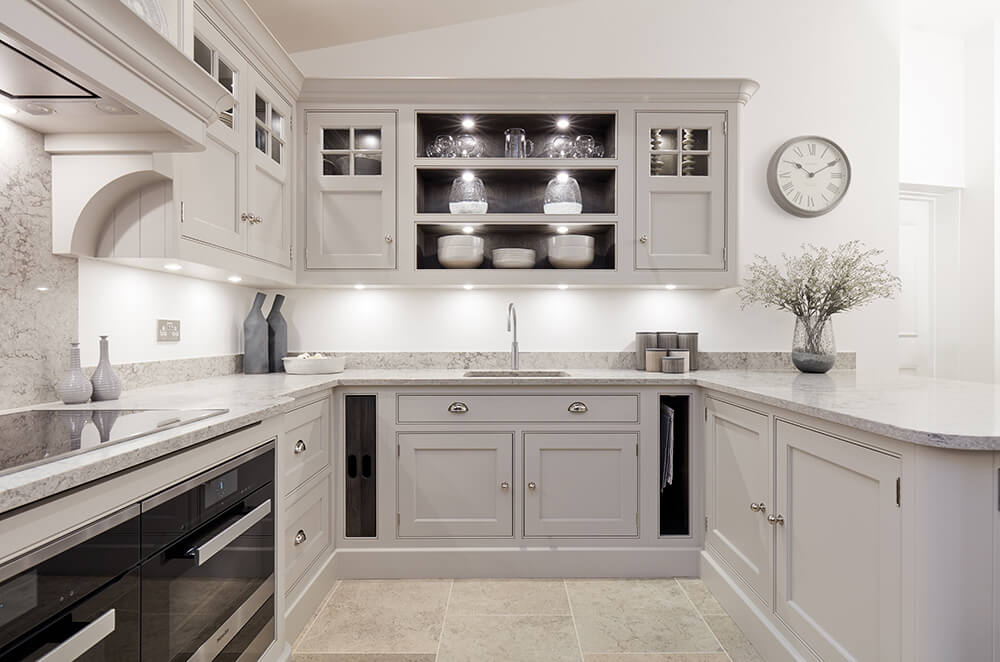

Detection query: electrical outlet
xmin=157 ymin=319 xmax=180 ymax=342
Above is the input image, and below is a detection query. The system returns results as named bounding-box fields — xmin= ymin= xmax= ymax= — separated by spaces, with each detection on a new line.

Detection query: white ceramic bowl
xmin=548 ymin=235 xmax=594 ymax=268
xmin=438 ymin=234 xmax=484 ymax=248
xmin=438 ymin=248 xmax=484 ymax=269
xmin=492 ymin=248 xmax=536 ymax=269
xmin=282 ymin=355 xmax=346 ymax=374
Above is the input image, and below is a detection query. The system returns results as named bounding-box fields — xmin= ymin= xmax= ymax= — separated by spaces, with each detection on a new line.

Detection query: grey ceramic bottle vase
xmin=267 ymin=294 xmax=288 ymax=373
xmin=244 ymin=292 xmax=270 ymax=374
xmin=56 ymin=343 xmax=92 ymax=404
xmin=90 ymin=335 xmax=122 ymax=401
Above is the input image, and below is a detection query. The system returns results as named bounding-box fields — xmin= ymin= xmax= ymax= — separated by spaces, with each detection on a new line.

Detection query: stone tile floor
xmin=292 ymin=578 xmax=764 ymax=662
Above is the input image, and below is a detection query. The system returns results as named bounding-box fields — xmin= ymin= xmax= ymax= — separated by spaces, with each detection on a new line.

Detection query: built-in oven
xmin=139 ymin=442 xmax=275 ymax=662
xmin=0 ymin=504 xmax=140 ymax=661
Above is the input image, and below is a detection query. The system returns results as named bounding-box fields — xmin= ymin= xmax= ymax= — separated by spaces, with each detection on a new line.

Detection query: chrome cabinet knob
xmin=568 ymin=402 xmax=588 ymax=413
xmin=639 ymin=234 xmax=648 ymax=244
xmin=750 ymin=502 xmax=766 ymax=513
xmin=294 ymin=440 xmax=307 ymax=454
xmin=385 ymin=234 xmax=393 ymax=243
xmin=500 ymin=481 xmax=509 ymax=489
xmin=448 ymin=401 xmax=469 ymax=413
xmin=240 ymin=212 xmax=250 ymax=223
xmin=254 ymin=215 xmax=263 ymax=224
xmin=767 ymin=514 xmax=785 ymax=526
xmin=528 ymin=481 xmax=536 ymax=490
xmin=294 ymin=529 xmax=307 ymax=545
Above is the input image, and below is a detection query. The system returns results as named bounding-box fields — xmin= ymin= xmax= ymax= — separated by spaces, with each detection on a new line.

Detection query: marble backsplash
xmin=0 ymin=119 xmax=78 ymax=410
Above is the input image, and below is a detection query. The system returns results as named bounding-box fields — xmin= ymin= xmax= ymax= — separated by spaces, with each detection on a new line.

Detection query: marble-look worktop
xmin=2 ymin=368 xmax=1000 ymax=515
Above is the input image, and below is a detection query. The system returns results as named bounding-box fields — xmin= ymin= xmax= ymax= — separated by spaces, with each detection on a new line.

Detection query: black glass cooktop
xmin=0 ymin=408 xmax=228 ymax=477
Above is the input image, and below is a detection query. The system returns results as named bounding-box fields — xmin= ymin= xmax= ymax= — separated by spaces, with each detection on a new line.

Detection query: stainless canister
xmin=635 ymin=332 xmax=658 ymax=370
xmin=661 ymin=356 xmax=686 ymax=373
xmin=657 ymin=331 xmax=679 ymax=349
xmin=677 ymin=332 xmax=699 ymax=370
xmin=668 ymin=348 xmax=691 ymax=372
xmin=645 ymin=348 xmax=668 ymax=372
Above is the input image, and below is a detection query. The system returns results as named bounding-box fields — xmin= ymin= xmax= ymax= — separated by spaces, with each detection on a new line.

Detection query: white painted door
xmin=774 ymin=420 xmax=901 ymax=662
xmin=704 ymin=397 xmax=773 ymax=607
xmin=397 ymin=433 xmax=513 ymax=537
xmin=523 ymin=433 xmax=638 ymax=537
xmin=181 ymin=11 xmax=248 ymax=254
xmin=306 ymin=111 xmax=397 ymax=269
xmin=635 ymin=112 xmax=727 ymax=270
xmin=246 ymin=70 xmax=292 ymax=267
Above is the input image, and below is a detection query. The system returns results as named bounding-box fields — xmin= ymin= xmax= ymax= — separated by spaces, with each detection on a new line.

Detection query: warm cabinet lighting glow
xmin=557 ymin=284 xmax=569 ymax=290
xmin=461 ymin=170 xmax=475 ymax=182
xmin=462 ymin=226 xmax=475 ymax=234
xmin=556 ymin=172 xmax=569 ymax=183
xmin=354 ymin=283 xmax=366 ymax=290
xmin=227 ymin=275 xmax=243 ymax=283
xmin=164 ymin=263 xmax=183 ymax=271
xmin=463 ymin=284 xmax=474 ymax=290
xmin=665 ymin=284 xmax=677 ymax=290
xmin=461 ymin=117 xmax=475 ymax=129
xmin=556 ymin=117 xmax=570 ymax=130
xmin=556 ymin=226 xmax=569 ymax=234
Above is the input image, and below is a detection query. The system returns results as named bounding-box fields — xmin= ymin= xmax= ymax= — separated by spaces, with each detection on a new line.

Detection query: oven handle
xmin=37 ymin=609 xmax=115 ymax=662
xmin=188 ymin=499 xmax=272 ymax=566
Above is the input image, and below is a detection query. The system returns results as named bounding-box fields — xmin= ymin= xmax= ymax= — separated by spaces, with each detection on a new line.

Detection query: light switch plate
xmin=157 ymin=319 xmax=180 ymax=342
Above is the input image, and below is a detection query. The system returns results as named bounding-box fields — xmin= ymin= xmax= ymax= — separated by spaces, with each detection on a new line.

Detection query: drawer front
xmin=284 ymin=474 xmax=331 ymax=594
xmin=397 ymin=394 xmax=639 ymax=424
xmin=283 ymin=398 xmax=330 ymax=496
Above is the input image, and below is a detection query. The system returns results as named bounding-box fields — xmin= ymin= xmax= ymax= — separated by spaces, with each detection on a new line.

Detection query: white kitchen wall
xmin=77 ymin=259 xmax=254 ymax=366
xmin=292 ymin=0 xmax=901 ymax=374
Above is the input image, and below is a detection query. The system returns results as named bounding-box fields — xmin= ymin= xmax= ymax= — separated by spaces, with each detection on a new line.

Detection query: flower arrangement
xmin=738 ymin=241 xmax=900 ymax=372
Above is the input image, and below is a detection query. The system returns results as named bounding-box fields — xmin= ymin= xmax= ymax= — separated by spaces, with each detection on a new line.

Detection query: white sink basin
xmin=463 ymin=370 xmax=570 ymax=377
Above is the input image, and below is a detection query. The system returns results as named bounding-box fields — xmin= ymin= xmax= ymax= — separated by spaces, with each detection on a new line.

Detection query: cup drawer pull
xmin=294 ymin=529 xmax=307 ymax=545
xmin=448 ymin=402 xmax=469 ymax=413
xmin=568 ymin=402 xmax=588 ymax=413
xmin=294 ymin=440 xmax=307 ymax=454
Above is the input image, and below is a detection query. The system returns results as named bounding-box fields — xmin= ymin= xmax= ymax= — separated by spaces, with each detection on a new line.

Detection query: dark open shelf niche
xmin=416 ymin=112 xmax=617 ymax=159
xmin=416 ymin=223 xmax=616 ymax=270
xmin=416 ymin=168 xmax=616 ymax=215
xmin=660 ymin=395 xmax=690 ymax=537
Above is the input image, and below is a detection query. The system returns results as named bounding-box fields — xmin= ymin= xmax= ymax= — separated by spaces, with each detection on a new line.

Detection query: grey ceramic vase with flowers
xmin=56 ymin=342 xmax=92 ymax=404
xmin=90 ymin=335 xmax=122 ymax=400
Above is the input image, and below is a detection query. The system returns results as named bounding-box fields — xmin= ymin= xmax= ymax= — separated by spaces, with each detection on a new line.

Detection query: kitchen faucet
xmin=507 ymin=302 xmax=519 ymax=370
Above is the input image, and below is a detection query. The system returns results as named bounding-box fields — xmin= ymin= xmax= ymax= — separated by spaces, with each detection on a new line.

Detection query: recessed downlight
xmin=0 ymin=103 xmax=17 ymax=116
xmin=556 ymin=172 xmax=570 ymax=184
xmin=22 ymin=103 xmax=54 ymax=116
xmin=557 ymin=284 xmax=569 ymax=290
xmin=665 ymin=284 xmax=677 ymax=290
xmin=94 ymin=99 xmax=137 ymax=115
xmin=354 ymin=283 xmax=366 ymax=290
xmin=35 ymin=286 xmax=50 ymax=292
xmin=463 ymin=283 xmax=474 ymax=290
xmin=227 ymin=275 xmax=243 ymax=283
xmin=556 ymin=226 xmax=569 ymax=234
xmin=556 ymin=117 xmax=570 ymax=130
xmin=461 ymin=117 xmax=475 ymax=130
xmin=461 ymin=170 xmax=476 ymax=182
xmin=164 ymin=263 xmax=183 ymax=271
xmin=462 ymin=226 xmax=475 ymax=234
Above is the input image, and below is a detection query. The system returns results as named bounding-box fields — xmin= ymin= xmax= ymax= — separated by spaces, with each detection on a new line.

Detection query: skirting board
xmin=699 ymin=551 xmax=807 ymax=662
xmin=284 ymin=551 xmax=338 ymax=647
xmin=331 ymin=546 xmax=700 ymax=579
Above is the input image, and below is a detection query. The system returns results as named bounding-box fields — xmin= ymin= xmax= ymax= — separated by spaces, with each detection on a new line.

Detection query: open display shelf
xmin=416 ymin=167 xmax=616 ymax=215
xmin=416 ymin=112 xmax=616 ymax=159
xmin=416 ymin=222 xmax=616 ymax=270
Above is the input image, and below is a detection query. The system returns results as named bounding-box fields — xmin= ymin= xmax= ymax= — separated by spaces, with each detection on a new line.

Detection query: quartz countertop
xmin=3 ymin=368 xmax=999 ymax=515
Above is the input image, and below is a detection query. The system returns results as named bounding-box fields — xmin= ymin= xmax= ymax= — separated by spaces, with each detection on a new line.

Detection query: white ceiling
xmin=245 ymin=0 xmax=581 ymax=53
xmin=903 ymin=0 xmax=1000 ymax=33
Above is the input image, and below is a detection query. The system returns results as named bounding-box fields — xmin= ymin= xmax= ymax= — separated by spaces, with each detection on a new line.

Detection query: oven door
xmin=140 ymin=484 xmax=274 ymax=662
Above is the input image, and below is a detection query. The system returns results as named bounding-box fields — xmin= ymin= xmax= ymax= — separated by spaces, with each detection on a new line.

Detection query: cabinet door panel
xmin=397 ymin=433 xmax=513 ymax=538
xmin=306 ymin=112 xmax=397 ymax=269
xmin=705 ymin=398 xmax=772 ymax=607
xmin=181 ymin=12 xmax=248 ymax=254
xmin=775 ymin=420 xmax=901 ymax=662
xmin=246 ymin=73 xmax=291 ymax=266
xmin=635 ymin=112 xmax=726 ymax=270
xmin=523 ymin=433 xmax=638 ymax=537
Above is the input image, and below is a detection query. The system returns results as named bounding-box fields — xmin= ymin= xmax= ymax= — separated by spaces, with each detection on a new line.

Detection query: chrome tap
xmin=507 ymin=302 xmax=519 ymax=370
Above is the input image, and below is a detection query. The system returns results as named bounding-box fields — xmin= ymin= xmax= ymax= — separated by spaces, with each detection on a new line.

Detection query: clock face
xmin=767 ymin=136 xmax=851 ymax=217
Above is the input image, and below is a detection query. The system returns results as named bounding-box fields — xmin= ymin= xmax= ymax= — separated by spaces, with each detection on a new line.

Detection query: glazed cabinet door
xmin=180 ymin=10 xmax=248 ymax=254
xmin=635 ymin=111 xmax=727 ymax=270
xmin=704 ymin=397 xmax=773 ymax=608
xmin=774 ymin=420 xmax=901 ymax=662
xmin=523 ymin=433 xmax=638 ymax=537
xmin=246 ymin=70 xmax=292 ymax=266
xmin=305 ymin=111 xmax=397 ymax=269
xmin=397 ymin=433 xmax=513 ymax=537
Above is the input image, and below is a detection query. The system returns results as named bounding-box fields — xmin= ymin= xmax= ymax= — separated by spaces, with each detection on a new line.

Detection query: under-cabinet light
xmin=556 ymin=172 xmax=569 ymax=183
xmin=463 ymin=284 xmax=474 ymax=290
xmin=556 ymin=117 xmax=570 ymax=130
xmin=227 ymin=275 xmax=243 ymax=283
xmin=556 ymin=226 xmax=569 ymax=234
xmin=665 ymin=284 xmax=678 ymax=290
xmin=557 ymin=284 xmax=569 ymax=290
xmin=462 ymin=226 xmax=475 ymax=234
xmin=164 ymin=263 xmax=183 ymax=271
xmin=0 ymin=103 xmax=17 ymax=116
xmin=35 ymin=286 xmax=49 ymax=292
xmin=462 ymin=171 xmax=475 ymax=182
xmin=354 ymin=283 xmax=366 ymax=290
xmin=462 ymin=117 xmax=475 ymax=130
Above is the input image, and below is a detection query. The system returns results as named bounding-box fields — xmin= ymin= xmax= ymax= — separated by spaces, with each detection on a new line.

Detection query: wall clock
xmin=767 ymin=135 xmax=851 ymax=217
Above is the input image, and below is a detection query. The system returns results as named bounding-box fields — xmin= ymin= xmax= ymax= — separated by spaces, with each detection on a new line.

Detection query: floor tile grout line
xmin=563 ymin=579 xmax=587 ymax=662
xmin=434 ymin=579 xmax=455 ymax=661
xmin=292 ymin=579 xmax=343 ymax=653
xmin=674 ymin=578 xmax=733 ymax=662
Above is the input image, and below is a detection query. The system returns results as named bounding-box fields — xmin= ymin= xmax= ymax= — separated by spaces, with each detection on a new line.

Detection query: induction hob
xmin=0 ymin=408 xmax=228 ymax=477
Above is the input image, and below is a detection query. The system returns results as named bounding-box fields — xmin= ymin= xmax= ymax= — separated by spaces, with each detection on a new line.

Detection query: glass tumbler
xmin=543 ymin=174 xmax=583 ymax=214
xmin=426 ymin=134 xmax=455 ymax=157
xmin=449 ymin=176 xmax=488 ymax=214
xmin=455 ymin=134 xmax=485 ymax=157
xmin=504 ymin=128 xmax=534 ymax=158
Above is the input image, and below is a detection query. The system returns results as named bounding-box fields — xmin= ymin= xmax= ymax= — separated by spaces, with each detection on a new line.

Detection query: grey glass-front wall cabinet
xmin=297 ymin=78 xmax=757 ymax=288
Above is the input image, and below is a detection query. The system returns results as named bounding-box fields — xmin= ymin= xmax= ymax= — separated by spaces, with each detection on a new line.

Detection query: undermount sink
xmin=463 ymin=370 xmax=571 ymax=377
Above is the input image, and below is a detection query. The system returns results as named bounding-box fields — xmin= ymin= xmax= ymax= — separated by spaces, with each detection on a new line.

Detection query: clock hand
xmin=782 ymin=160 xmax=804 ymax=170
xmin=810 ymin=159 xmax=841 ymax=176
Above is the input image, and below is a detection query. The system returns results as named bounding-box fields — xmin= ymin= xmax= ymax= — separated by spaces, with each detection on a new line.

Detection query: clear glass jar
xmin=543 ymin=174 xmax=582 ymax=214
xmin=792 ymin=314 xmax=836 ymax=373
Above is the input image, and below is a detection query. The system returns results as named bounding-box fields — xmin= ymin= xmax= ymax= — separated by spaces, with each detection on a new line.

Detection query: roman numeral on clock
xmin=808 ymin=143 xmax=817 ymax=155
xmin=781 ymin=181 xmax=794 ymax=192
xmin=827 ymin=183 xmax=840 ymax=193
xmin=832 ymin=172 xmax=844 ymax=179
xmin=793 ymin=146 xmax=804 ymax=157
xmin=793 ymin=191 xmax=802 ymax=204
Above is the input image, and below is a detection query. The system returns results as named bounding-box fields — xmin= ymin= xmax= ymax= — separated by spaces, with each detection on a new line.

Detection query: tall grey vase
xmin=90 ymin=335 xmax=122 ymax=401
xmin=267 ymin=294 xmax=288 ymax=373
xmin=56 ymin=343 xmax=92 ymax=404
xmin=244 ymin=292 xmax=270 ymax=374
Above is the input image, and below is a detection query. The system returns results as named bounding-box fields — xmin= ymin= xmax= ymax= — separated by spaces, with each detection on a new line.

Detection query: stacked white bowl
xmin=548 ymin=234 xmax=595 ymax=268
xmin=437 ymin=235 xmax=484 ymax=268
xmin=492 ymin=248 xmax=536 ymax=269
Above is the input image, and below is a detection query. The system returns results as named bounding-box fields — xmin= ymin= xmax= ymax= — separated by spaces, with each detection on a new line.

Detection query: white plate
xmin=283 ymin=356 xmax=346 ymax=374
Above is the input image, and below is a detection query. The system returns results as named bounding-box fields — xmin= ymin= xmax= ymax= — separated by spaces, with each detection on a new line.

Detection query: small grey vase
xmin=56 ymin=342 xmax=93 ymax=404
xmin=90 ymin=335 xmax=122 ymax=400
xmin=267 ymin=294 xmax=288 ymax=373
xmin=244 ymin=292 xmax=270 ymax=374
